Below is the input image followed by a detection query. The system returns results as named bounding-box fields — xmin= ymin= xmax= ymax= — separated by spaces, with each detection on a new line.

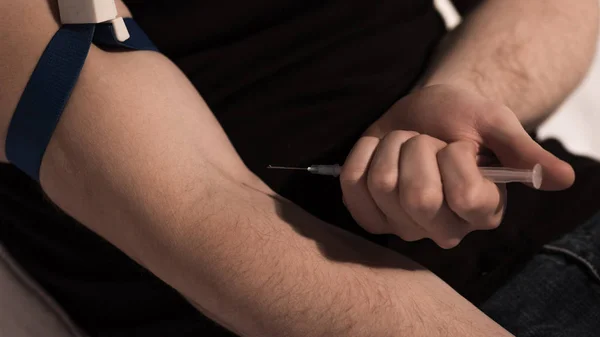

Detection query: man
xmin=0 ymin=0 xmax=598 ymax=336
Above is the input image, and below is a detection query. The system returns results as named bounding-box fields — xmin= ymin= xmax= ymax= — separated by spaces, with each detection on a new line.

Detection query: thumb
xmin=480 ymin=113 xmax=575 ymax=191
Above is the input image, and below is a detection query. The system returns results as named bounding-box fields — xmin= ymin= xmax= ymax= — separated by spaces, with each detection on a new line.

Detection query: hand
xmin=340 ymin=84 xmax=574 ymax=248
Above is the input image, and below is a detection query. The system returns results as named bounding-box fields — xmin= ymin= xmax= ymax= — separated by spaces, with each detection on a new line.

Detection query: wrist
xmin=421 ymin=73 xmax=505 ymax=106
xmin=421 ymin=74 xmax=546 ymax=130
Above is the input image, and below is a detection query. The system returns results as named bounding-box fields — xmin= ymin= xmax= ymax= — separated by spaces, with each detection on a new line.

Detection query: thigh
xmin=481 ymin=212 xmax=600 ymax=337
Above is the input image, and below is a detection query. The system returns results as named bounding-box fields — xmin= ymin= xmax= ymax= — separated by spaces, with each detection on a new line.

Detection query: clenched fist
xmin=341 ymin=85 xmax=574 ymax=248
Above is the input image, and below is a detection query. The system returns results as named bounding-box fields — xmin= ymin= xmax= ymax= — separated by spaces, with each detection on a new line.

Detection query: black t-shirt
xmin=0 ymin=1 xmax=445 ymax=334
xmin=127 ymin=0 xmax=444 ymax=190
xmin=2 ymin=1 xmax=599 ymax=336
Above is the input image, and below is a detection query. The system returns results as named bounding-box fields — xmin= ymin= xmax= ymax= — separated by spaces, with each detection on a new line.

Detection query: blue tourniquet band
xmin=5 ymin=18 xmax=158 ymax=181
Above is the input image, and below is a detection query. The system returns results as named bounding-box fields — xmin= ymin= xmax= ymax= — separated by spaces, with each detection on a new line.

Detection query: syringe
xmin=267 ymin=163 xmax=543 ymax=189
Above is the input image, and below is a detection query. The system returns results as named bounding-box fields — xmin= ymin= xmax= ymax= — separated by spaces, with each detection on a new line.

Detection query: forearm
xmin=423 ymin=0 xmax=599 ymax=128
xmin=1 ymin=2 xmax=510 ymax=335
xmin=43 ymin=125 xmax=508 ymax=337
xmin=36 ymin=42 xmax=509 ymax=337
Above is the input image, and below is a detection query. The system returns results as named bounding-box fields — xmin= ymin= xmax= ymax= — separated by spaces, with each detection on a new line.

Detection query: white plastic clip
xmin=57 ymin=0 xmax=130 ymax=42
xmin=110 ymin=17 xmax=130 ymax=42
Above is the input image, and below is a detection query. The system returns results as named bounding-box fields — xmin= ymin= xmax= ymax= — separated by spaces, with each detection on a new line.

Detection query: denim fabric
xmin=482 ymin=212 xmax=600 ymax=336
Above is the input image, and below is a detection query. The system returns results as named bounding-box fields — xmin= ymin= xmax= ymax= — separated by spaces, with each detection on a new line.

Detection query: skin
xmin=341 ymin=0 xmax=598 ymax=248
xmin=0 ymin=0 xmax=597 ymax=335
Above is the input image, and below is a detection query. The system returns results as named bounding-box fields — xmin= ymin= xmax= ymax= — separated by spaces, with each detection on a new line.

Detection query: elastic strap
xmin=6 ymin=19 xmax=158 ymax=181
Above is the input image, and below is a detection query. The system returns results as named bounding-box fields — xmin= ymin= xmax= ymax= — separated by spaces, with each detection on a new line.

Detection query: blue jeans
xmin=482 ymin=212 xmax=600 ymax=336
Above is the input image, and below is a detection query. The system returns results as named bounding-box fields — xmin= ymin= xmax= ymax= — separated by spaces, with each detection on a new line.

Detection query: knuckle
xmin=401 ymin=186 xmax=443 ymax=217
xmin=406 ymin=134 xmax=434 ymax=148
xmin=395 ymin=230 xmax=426 ymax=242
xmin=481 ymin=214 xmax=503 ymax=230
xmin=436 ymin=237 xmax=463 ymax=250
xmin=385 ymin=130 xmax=405 ymax=140
xmin=368 ymin=171 xmax=398 ymax=194
xmin=446 ymin=186 xmax=483 ymax=214
xmin=340 ymin=167 xmax=362 ymax=184
xmin=406 ymin=134 xmax=446 ymax=153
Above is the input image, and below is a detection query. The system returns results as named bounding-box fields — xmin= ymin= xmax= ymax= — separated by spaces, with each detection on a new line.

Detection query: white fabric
xmin=0 ymin=245 xmax=87 ymax=337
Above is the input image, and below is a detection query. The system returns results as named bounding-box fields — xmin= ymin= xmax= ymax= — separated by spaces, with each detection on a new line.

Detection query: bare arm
xmin=426 ymin=0 xmax=599 ymax=129
xmin=0 ymin=1 xmax=512 ymax=336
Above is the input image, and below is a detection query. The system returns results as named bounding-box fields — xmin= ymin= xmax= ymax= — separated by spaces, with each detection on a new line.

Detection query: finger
xmin=367 ymin=130 xmax=427 ymax=241
xmin=340 ymin=136 xmax=388 ymax=234
xmin=398 ymin=135 xmax=467 ymax=249
xmin=480 ymin=106 xmax=575 ymax=190
xmin=437 ymin=141 xmax=505 ymax=230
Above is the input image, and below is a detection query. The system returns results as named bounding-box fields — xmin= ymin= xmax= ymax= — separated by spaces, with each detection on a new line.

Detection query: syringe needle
xmin=267 ymin=165 xmax=309 ymax=171
xmin=268 ymin=164 xmax=342 ymax=177
xmin=267 ymin=163 xmax=543 ymax=188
